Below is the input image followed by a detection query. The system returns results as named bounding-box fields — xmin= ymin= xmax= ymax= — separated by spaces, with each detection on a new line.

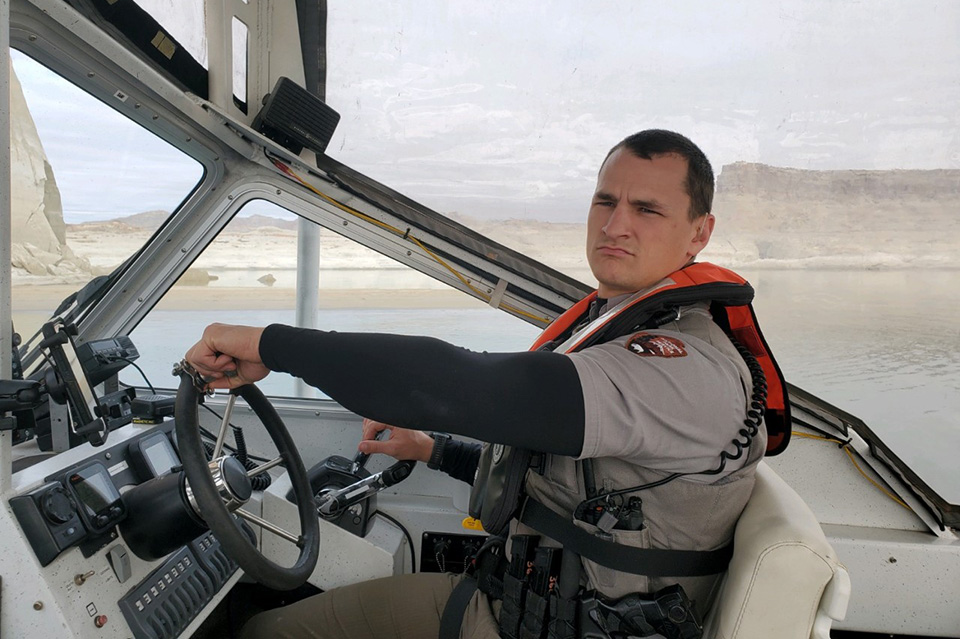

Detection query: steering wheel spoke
xmin=211 ymin=392 xmax=237 ymax=460
xmin=235 ymin=508 xmax=303 ymax=547
xmin=247 ymin=455 xmax=285 ymax=477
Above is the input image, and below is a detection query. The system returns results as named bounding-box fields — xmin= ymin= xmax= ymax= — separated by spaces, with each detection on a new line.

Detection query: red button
xmin=94 ymin=615 xmax=107 ymax=628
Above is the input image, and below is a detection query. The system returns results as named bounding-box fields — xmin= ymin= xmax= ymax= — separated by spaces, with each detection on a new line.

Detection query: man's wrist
xmin=427 ymin=432 xmax=452 ymax=470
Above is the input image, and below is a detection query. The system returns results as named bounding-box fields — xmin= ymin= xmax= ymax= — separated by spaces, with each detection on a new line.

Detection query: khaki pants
xmin=240 ymin=572 xmax=501 ymax=639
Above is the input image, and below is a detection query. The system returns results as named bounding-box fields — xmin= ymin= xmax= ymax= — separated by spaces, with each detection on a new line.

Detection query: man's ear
xmin=689 ymin=214 xmax=716 ymax=257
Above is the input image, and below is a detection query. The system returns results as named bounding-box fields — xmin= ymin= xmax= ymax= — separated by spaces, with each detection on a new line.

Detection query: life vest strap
xmin=520 ymin=498 xmax=733 ymax=577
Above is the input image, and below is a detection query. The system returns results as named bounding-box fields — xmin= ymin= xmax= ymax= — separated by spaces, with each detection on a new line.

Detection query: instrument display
xmin=66 ymin=461 xmax=125 ymax=533
xmin=139 ymin=431 xmax=180 ymax=477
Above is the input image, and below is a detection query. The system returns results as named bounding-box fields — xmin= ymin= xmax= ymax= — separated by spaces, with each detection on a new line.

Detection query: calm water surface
xmin=129 ymin=269 xmax=959 ymax=502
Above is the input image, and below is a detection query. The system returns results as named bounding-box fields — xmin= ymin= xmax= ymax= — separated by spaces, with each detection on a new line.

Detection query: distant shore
xmin=10 ymin=285 xmax=493 ymax=341
xmin=12 ymin=285 xmax=490 ymax=311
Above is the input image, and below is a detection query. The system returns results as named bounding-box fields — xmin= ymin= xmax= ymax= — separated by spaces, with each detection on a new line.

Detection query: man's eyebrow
xmin=593 ymin=191 xmax=617 ymax=202
xmin=628 ymin=197 xmax=665 ymax=211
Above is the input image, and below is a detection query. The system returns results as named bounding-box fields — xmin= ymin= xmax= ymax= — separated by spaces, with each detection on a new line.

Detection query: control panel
xmin=118 ymin=531 xmax=240 ymax=639
xmin=10 ymin=422 xmax=179 ymax=565
xmin=9 ymin=481 xmax=87 ymax=565
xmin=6 ymin=419 xmax=256 ymax=639
xmin=420 ymin=532 xmax=485 ymax=574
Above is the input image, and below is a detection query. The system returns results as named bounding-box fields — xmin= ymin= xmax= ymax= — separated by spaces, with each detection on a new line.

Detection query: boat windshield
xmin=9 ymin=49 xmax=204 ymax=340
xmin=320 ymin=1 xmax=960 ymax=502
xmin=7 ymin=1 xmax=958 ymax=505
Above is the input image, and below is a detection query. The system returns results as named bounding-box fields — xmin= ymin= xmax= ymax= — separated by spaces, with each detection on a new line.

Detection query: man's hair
xmin=603 ymin=130 xmax=715 ymax=221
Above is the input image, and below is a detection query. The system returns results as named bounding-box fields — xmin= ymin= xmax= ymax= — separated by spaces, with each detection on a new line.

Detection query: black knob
xmin=95 ymin=514 xmax=110 ymax=528
xmin=667 ymin=604 xmax=688 ymax=623
xmin=41 ymin=488 xmax=75 ymax=525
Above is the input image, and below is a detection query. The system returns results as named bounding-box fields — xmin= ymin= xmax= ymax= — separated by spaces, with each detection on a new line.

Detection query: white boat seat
xmin=702 ymin=462 xmax=851 ymax=639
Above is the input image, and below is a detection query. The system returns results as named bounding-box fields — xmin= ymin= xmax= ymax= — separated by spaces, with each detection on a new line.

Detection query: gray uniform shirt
xmin=567 ymin=302 xmax=752 ymax=481
xmin=478 ymin=297 xmax=768 ymax=635
xmin=517 ymin=299 xmax=765 ymax=607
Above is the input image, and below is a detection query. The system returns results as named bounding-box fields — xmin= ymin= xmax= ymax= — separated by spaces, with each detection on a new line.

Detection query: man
xmin=186 ymin=130 xmax=775 ymax=639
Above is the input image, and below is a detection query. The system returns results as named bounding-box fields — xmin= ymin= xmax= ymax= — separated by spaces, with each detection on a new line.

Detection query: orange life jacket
xmin=531 ymin=262 xmax=791 ymax=455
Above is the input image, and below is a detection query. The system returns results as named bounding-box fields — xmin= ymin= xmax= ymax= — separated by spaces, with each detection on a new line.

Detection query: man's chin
xmin=595 ymin=271 xmax=670 ymax=297
xmin=595 ymin=276 xmax=640 ymax=298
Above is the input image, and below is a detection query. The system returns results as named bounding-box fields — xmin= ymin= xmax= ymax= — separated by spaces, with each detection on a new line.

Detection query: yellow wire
xmin=791 ymin=431 xmax=911 ymax=510
xmin=272 ymin=159 xmax=551 ymax=324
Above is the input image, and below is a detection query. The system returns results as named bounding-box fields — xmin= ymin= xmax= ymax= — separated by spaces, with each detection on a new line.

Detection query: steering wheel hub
xmin=185 ymin=456 xmax=254 ymax=516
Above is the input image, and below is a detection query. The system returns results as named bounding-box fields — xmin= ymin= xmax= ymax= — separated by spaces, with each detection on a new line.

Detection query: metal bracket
xmin=172 ymin=359 xmax=215 ymax=396
xmin=487 ymin=278 xmax=509 ymax=310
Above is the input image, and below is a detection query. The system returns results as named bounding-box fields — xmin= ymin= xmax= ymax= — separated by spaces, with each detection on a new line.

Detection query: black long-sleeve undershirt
xmin=259 ymin=324 xmax=585 ymax=456
xmin=437 ymin=438 xmax=482 ymax=485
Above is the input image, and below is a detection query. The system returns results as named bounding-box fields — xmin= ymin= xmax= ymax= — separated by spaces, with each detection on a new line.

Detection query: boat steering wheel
xmin=174 ymin=365 xmax=320 ymax=591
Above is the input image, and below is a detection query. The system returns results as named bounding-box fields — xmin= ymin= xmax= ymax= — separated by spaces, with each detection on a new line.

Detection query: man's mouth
xmin=596 ymin=245 xmax=633 ymax=257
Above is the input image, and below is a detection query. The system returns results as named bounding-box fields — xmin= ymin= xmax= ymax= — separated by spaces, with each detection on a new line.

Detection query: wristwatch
xmin=427 ymin=432 xmax=452 ymax=470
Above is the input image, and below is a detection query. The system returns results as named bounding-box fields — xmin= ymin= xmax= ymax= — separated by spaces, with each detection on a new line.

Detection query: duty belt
xmin=439 ymin=525 xmax=707 ymax=639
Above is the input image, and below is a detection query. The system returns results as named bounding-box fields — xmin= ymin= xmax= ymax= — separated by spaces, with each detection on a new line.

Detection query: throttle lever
xmin=316 ymin=460 xmax=416 ymax=518
xmin=352 ymin=428 xmax=389 ymax=472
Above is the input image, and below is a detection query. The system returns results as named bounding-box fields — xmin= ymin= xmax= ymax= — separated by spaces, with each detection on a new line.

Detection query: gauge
xmin=65 ymin=461 xmax=125 ymax=534
xmin=129 ymin=430 xmax=181 ymax=480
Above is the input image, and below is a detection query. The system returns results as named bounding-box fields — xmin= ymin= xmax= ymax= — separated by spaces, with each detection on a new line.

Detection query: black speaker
xmin=253 ymin=77 xmax=341 ymax=155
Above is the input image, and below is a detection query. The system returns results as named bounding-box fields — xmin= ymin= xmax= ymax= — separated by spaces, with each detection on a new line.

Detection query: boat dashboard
xmin=0 ymin=324 xmax=422 ymax=639
xmin=8 ymin=420 xmax=244 ymax=639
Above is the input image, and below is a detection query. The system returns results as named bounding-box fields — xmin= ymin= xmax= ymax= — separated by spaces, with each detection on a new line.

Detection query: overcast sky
xmin=12 ymin=0 xmax=960 ymax=223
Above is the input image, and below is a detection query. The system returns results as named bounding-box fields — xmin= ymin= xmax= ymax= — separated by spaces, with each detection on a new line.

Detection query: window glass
xmin=128 ymin=200 xmax=541 ymax=398
xmin=324 ymin=1 xmax=960 ymax=499
xmin=232 ymin=17 xmax=249 ymax=109
xmin=9 ymin=50 xmax=204 ymax=340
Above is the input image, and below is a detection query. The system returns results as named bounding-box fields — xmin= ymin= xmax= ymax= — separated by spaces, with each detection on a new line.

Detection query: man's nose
xmin=602 ymin=203 xmax=630 ymax=237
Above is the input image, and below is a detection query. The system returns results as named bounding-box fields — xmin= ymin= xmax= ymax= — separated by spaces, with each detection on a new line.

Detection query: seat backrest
xmin=702 ymin=462 xmax=850 ymax=639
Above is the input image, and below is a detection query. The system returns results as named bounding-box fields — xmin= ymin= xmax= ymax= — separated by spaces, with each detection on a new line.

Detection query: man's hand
xmin=358 ymin=418 xmax=434 ymax=463
xmin=184 ymin=323 xmax=270 ymax=390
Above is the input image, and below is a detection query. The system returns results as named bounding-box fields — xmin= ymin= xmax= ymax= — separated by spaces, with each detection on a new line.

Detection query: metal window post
xmin=294 ymin=219 xmax=320 ymax=398
xmin=2 ymin=0 xmax=15 ymax=493
xmin=293 ymin=0 xmax=327 ymax=399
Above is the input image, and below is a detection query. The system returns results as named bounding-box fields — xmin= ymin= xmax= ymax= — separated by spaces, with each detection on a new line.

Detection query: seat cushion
xmin=703 ymin=462 xmax=840 ymax=639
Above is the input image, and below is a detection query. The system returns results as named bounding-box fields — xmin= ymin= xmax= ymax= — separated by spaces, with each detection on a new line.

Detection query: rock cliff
xmin=705 ymin=162 xmax=960 ymax=268
xmin=9 ymin=61 xmax=91 ymax=280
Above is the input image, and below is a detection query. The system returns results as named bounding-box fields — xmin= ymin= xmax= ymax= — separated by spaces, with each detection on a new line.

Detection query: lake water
xmin=127 ymin=269 xmax=959 ymax=502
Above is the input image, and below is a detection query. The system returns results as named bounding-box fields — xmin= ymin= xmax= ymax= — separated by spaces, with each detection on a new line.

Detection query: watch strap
xmin=428 ymin=432 xmax=451 ymax=470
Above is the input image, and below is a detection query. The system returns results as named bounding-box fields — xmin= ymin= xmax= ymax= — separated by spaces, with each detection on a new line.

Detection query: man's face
xmin=586 ymin=149 xmax=714 ymax=298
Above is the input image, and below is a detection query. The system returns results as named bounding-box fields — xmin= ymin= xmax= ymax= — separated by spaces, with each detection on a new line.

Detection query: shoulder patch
xmin=625 ymin=332 xmax=688 ymax=358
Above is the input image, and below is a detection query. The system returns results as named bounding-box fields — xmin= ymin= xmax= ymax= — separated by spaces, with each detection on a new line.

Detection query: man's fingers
xmin=361 ymin=419 xmax=393 ymax=441
xmin=357 ymin=439 xmax=393 ymax=456
xmin=213 ymin=352 xmax=238 ymax=370
xmin=185 ymin=347 xmax=235 ymax=377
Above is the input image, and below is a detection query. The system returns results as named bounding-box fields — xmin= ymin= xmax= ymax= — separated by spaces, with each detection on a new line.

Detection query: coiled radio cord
xmin=574 ymin=338 xmax=768 ymax=518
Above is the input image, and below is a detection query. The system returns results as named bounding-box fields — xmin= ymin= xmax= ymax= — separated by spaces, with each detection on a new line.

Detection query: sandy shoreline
xmin=11 ymin=285 xmax=495 ymax=341
xmin=12 ymin=285 xmax=493 ymax=311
